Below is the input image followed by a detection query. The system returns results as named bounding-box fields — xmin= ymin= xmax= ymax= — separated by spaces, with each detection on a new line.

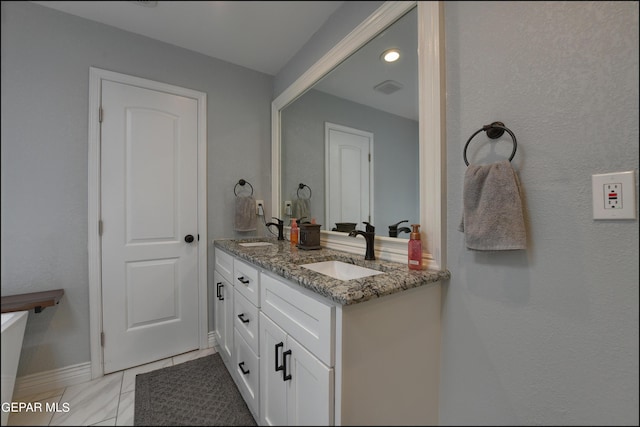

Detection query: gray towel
xmin=234 ymin=196 xmax=257 ymax=232
xmin=292 ymin=198 xmax=310 ymax=220
xmin=458 ymin=160 xmax=526 ymax=251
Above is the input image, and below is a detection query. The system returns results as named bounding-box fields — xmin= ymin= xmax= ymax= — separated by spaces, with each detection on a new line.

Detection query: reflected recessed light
xmin=381 ymin=49 xmax=400 ymax=63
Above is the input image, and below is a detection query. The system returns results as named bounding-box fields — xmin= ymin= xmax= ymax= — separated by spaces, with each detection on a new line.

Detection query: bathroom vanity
xmin=213 ymin=238 xmax=449 ymax=425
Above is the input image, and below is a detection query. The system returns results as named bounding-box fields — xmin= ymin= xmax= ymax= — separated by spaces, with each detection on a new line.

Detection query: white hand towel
xmin=458 ymin=160 xmax=526 ymax=251
xmin=234 ymin=196 xmax=257 ymax=232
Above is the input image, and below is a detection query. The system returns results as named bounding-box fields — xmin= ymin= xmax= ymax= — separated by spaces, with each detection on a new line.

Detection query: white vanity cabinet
xmin=215 ymin=246 xmax=441 ymax=426
xmin=213 ymin=248 xmax=234 ymax=367
xmin=259 ymin=273 xmax=334 ymax=426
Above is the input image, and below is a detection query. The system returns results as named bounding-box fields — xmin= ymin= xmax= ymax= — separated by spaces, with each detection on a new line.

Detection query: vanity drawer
xmin=234 ymin=289 xmax=260 ymax=355
xmin=234 ymin=328 xmax=260 ymax=418
xmin=234 ymin=259 xmax=260 ymax=306
xmin=214 ymin=248 xmax=234 ymax=283
xmin=260 ymin=273 xmax=334 ymax=366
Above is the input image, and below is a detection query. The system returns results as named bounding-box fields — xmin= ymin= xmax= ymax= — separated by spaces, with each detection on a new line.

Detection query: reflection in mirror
xmin=280 ymin=7 xmax=418 ymax=238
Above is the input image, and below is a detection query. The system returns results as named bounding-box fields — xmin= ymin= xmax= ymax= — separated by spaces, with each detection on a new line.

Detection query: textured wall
xmin=277 ymin=0 xmax=639 ymax=424
xmin=1 ymin=1 xmax=272 ymax=376
xmin=442 ymin=1 xmax=638 ymax=425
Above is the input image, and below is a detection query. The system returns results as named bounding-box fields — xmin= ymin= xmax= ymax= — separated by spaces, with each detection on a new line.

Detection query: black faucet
xmin=348 ymin=221 xmax=376 ymax=260
xmin=388 ymin=220 xmax=411 ymax=238
xmin=266 ymin=217 xmax=285 ymax=240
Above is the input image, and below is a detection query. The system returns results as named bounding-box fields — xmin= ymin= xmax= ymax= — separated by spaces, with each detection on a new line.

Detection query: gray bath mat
xmin=134 ymin=353 xmax=257 ymax=426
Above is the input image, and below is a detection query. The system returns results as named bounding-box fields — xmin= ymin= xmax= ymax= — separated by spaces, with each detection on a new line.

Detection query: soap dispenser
xmin=408 ymin=224 xmax=422 ymax=270
xmin=290 ymin=218 xmax=299 ymax=245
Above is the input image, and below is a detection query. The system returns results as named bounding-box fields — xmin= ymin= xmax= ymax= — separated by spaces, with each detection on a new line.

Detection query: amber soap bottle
xmin=408 ymin=224 xmax=422 ymax=270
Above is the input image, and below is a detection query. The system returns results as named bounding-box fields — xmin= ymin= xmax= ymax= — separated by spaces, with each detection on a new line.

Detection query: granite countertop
xmin=214 ymin=237 xmax=450 ymax=306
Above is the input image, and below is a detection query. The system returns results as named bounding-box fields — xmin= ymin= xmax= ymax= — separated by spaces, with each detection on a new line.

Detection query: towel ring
xmin=234 ymin=179 xmax=254 ymax=197
xmin=463 ymin=121 xmax=517 ymax=166
xmin=297 ymin=183 xmax=312 ymax=200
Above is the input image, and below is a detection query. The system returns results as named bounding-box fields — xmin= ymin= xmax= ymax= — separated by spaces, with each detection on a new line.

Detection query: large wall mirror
xmin=272 ymin=1 xmax=445 ymax=269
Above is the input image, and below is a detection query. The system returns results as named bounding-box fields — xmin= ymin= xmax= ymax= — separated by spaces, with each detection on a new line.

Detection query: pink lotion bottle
xmin=408 ymin=224 xmax=422 ymax=270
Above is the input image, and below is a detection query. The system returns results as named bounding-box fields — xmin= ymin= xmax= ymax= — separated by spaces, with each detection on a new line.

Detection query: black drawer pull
xmin=275 ymin=342 xmax=284 ymax=372
xmin=237 ymin=313 xmax=250 ymax=324
xmin=237 ymin=276 xmax=250 ymax=284
xmin=283 ymin=349 xmax=292 ymax=381
xmin=216 ymin=282 xmax=224 ymax=301
xmin=238 ymin=362 xmax=250 ymax=375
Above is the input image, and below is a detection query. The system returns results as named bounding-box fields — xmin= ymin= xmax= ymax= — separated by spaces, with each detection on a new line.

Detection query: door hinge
xmin=98 ymin=220 xmax=103 ymax=236
xmin=368 ymin=153 xmax=371 ymax=162
xmin=100 ymin=332 xmax=105 ymax=347
xmin=99 ymin=107 xmax=103 ymax=123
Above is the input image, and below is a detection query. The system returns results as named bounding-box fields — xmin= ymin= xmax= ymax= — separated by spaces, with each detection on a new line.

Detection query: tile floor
xmin=7 ymin=347 xmax=218 ymax=426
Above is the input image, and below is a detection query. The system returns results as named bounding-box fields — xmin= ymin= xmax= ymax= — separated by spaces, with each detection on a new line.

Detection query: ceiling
xmin=30 ymin=1 xmax=345 ymax=76
xmin=30 ymin=1 xmax=417 ymax=120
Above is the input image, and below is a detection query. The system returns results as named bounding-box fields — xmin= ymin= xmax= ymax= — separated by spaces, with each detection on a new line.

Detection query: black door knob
xmin=185 ymin=234 xmax=194 ymax=243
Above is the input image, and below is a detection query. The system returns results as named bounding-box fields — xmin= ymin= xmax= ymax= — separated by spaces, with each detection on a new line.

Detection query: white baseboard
xmin=208 ymin=331 xmax=218 ymax=348
xmin=13 ymin=362 xmax=92 ymax=400
xmin=13 ymin=333 xmax=219 ymax=400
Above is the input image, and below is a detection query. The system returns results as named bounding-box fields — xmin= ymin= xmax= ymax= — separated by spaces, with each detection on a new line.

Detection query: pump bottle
xmin=290 ymin=218 xmax=299 ymax=245
xmin=408 ymin=224 xmax=422 ymax=270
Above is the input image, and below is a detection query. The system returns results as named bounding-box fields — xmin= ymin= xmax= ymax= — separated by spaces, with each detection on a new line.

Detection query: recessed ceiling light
xmin=381 ymin=49 xmax=400 ymax=63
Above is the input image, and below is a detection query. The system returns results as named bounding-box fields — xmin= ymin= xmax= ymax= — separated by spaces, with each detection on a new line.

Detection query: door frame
xmin=88 ymin=67 xmax=208 ymax=379
xmin=324 ymin=122 xmax=374 ymax=229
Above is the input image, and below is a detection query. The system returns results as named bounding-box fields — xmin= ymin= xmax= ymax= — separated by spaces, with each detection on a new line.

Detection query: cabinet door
xmin=260 ymin=313 xmax=334 ymax=426
xmin=213 ymin=271 xmax=234 ymax=363
xmin=214 ymin=248 xmax=234 ymax=282
xmin=286 ymin=336 xmax=334 ymax=426
xmin=260 ymin=313 xmax=288 ymax=426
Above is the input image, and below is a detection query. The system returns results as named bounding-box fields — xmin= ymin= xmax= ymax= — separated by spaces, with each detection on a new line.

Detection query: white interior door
xmin=100 ymin=79 xmax=200 ymax=374
xmin=325 ymin=122 xmax=373 ymax=230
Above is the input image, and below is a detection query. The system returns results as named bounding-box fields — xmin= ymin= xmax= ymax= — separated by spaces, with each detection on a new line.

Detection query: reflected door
xmin=100 ymin=80 xmax=200 ymax=373
xmin=325 ymin=122 xmax=373 ymax=230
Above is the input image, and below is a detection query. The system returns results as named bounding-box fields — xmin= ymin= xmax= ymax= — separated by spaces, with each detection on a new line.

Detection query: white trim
xmin=271 ymin=1 xmax=445 ymax=269
xmin=13 ymin=362 xmax=92 ymax=400
xmin=88 ymin=67 xmax=208 ymax=380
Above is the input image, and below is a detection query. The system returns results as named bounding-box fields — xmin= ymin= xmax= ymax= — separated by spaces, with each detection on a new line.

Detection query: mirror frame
xmin=272 ymin=0 xmax=445 ymax=270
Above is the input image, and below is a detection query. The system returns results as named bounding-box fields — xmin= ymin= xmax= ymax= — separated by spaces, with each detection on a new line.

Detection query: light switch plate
xmin=592 ymin=170 xmax=636 ymax=220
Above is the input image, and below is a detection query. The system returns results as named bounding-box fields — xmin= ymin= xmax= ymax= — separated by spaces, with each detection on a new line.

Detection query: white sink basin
xmin=239 ymin=242 xmax=273 ymax=247
xmin=300 ymin=260 xmax=384 ymax=281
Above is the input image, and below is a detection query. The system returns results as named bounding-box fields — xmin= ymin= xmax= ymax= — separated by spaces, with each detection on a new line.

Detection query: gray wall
xmin=277 ymin=0 xmax=639 ymax=425
xmin=281 ymin=89 xmax=419 ymax=233
xmin=1 ymin=1 xmax=272 ymax=376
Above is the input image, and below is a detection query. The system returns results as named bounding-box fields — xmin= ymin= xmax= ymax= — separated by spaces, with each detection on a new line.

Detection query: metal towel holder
xmin=463 ymin=121 xmax=517 ymax=166
xmin=297 ymin=183 xmax=312 ymax=200
xmin=234 ymin=179 xmax=254 ymax=196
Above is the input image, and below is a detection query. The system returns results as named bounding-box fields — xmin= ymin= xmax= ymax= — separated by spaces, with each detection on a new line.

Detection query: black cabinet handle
xmin=238 ymin=362 xmax=250 ymax=375
xmin=237 ymin=313 xmax=250 ymax=324
xmin=283 ymin=349 xmax=292 ymax=381
xmin=237 ymin=276 xmax=250 ymax=284
xmin=275 ymin=342 xmax=284 ymax=372
xmin=216 ymin=282 xmax=224 ymax=301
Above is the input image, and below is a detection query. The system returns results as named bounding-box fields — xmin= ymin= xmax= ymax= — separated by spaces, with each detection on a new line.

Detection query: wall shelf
xmin=1 ymin=289 xmax=64 ymax=314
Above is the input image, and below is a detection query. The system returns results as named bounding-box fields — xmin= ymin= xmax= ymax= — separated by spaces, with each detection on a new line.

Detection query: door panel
xmin=287 ymin=336 xmax=333 ymax=426
xmin=260 ymin=313 xmax=288 ymax=426
xmin=325 ymin=122 xmax=373 ymax=229
xmin=101 ymin=80 xmax=199 ymax=373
